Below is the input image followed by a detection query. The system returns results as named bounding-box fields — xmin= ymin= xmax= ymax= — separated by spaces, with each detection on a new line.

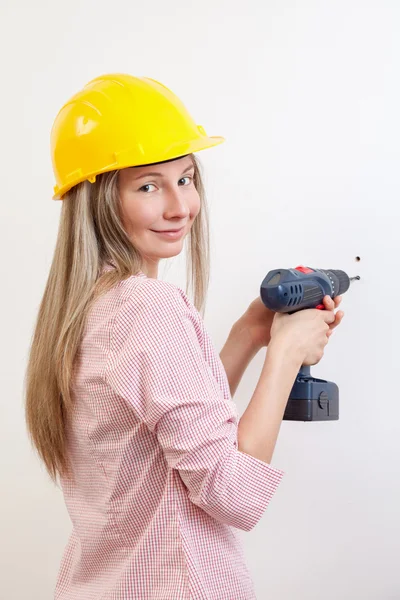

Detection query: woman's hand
xmin=238 ymin=297 xmax=275 ymax=350
xmin=323 ymin=295 xmax=345 ymax=337
xmin=239 ymin=294 xmax=344 ymax=350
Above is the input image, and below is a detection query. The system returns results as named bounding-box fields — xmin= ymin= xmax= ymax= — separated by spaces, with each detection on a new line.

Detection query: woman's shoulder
xmin=111 ymin=276 xmax=205 ymax=351
xmin=116 ymin=276 xmax=201 ymax=338
xmin=100 ymin=263 xmax=194 ymax=314
xmin=129 ymin=276 xmax=196 ymax=315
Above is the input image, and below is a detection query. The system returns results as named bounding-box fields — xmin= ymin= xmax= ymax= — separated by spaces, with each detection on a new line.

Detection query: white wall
xmin=1 ymin=1 xmax=399 ymax=598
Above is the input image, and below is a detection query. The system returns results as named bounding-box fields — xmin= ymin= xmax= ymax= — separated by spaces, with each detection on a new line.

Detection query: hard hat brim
xmin=52 ymin=135 xmax=225 ymax=200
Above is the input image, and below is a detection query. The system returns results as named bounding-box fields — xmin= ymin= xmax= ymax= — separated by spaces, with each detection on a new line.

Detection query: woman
xmin=24 ymin=73 xmax=344 ymax=599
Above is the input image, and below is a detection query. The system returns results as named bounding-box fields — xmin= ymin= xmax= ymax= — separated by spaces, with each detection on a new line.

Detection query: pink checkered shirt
xmin=55 ymin=263 xmax=284 ymax=600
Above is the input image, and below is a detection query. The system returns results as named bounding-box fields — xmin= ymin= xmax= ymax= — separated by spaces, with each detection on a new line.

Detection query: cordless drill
xmin=260 ymin=266 xmax=359 ymax=421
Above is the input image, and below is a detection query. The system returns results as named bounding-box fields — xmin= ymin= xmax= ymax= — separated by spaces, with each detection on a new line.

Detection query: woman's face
xmin=118 ymin=155 xmax=200 ymax=278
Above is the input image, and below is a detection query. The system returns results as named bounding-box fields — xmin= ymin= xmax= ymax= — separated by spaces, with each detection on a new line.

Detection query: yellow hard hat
xmin=50 ymin=73 xmax=225 ymax=200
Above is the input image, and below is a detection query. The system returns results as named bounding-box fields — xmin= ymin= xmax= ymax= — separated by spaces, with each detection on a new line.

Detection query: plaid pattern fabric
xmin=55 ymin=264 xmax=285 ymax=599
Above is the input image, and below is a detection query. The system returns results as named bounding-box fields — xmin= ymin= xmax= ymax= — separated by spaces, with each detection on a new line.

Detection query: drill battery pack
xmin=283 ymin=366 xmax=339 ymax=421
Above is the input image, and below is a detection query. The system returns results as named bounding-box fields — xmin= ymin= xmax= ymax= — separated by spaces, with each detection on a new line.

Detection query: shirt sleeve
xmin=106 ymin=278 xmax=285 ymax=532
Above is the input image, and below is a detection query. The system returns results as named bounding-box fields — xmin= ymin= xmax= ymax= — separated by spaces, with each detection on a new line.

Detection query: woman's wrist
xmin=266 ymin=333 xmax=304 ymax=371
xmin=232 ymin=317 xmax=264 ymax=355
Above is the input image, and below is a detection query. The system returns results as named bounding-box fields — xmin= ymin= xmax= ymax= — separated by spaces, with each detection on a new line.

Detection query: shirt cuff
xmin=227 ymin=450 xmax=285 ymax=532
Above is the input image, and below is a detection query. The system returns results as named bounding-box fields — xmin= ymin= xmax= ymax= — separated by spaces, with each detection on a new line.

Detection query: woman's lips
xmin=150 ymin=227 xmax=185 ymax=239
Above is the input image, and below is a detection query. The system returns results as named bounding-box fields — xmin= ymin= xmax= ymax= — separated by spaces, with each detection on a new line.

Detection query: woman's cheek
xmin=190 ymin=193 xmax=201 ymax=218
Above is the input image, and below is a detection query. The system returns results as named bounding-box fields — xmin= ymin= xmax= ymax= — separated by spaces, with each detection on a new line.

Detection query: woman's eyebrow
xmin=133 ymin=164 xmax=194 ymax=181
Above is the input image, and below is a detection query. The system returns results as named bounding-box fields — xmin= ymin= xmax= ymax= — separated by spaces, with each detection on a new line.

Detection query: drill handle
xmin=298 ymin=365 xmax=311 ymax=379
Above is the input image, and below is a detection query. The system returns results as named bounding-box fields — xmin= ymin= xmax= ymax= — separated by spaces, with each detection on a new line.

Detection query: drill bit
xmin=349 ymin=276 xmax=360 ymax=282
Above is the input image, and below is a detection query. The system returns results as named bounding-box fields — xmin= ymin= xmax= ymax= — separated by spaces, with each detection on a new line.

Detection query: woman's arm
xmin=219 ymin=319 xmax=262 ymax=398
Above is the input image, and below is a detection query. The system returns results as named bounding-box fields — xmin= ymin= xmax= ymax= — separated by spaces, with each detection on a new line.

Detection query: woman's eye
xmin=138 ymin=176 xmax=192 ymax=193
xmin=179 ymin=176 xmax=193 ymax=185
xmin=139 ymin=183 xmax=157 ymax=193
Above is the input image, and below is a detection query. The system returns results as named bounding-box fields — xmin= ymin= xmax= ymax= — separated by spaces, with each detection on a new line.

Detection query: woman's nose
xmin=165 ymin=188 xmax=190 ymax=216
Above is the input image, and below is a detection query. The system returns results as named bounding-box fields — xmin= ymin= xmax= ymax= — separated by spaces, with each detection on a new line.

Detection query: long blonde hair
xmin=24 ymin=153 xmax=210 ymax=483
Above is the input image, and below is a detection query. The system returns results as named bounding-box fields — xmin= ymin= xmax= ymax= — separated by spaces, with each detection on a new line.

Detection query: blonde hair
xmin=24 ymin=154 xmax=210 ymax=483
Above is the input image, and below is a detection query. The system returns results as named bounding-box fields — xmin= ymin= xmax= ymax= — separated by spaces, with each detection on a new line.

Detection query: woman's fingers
xmin=334 ymin=295 xmax=342 ymax=307
xmin=323 ymin=295 xmax=335 ymax=310
xmin=323 ymin=295 xmax=343 ymax=310
xmin=329 ymin=311 xmax=345 ymax=331
xmin=323 ymin=295 xmax=344 ymax=335
xmin=334 ymin=295 xmax=343 ymax=308
xmin=323 ymin=295 xmax=342 ymax=308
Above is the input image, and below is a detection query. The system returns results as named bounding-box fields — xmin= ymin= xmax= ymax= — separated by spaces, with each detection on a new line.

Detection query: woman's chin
xmin=143 ymin=241 xmax=185 ymax=259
